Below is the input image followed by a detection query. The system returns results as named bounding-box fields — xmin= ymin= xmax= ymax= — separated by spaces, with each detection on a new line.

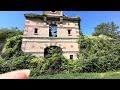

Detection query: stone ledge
xmin=24 ymin=51 xmax=79 ymax=54
xmin=22 ymin=37 xmax=79 ymax=39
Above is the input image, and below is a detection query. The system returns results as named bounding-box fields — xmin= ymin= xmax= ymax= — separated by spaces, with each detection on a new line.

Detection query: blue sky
xmin=0 ymin=11 xmax=120 ymax=35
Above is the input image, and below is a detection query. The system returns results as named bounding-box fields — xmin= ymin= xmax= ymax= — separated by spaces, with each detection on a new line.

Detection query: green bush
xmin=0 ymin=58 xmax=12 ymax=74
xmin=78 ymin=36 xmax=120 ymax=73
xmin=10 ymin=54 xmax=34 ymax=70
xmin=40 ymin=54 xmax=68 ymax=74
xmin=30 ymin=57 xmax=45 ymax=68
xmin=1 ymin=35 xmax=22 ymax=60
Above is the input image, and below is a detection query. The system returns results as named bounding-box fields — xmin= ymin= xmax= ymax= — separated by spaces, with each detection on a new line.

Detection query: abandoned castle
xmin=21 ymin=11 xmax=81 ymax=59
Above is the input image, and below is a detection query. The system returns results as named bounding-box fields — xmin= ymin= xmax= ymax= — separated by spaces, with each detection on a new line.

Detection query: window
xmin=68 ymin=30 xmax=72 ymax=35
xmin=49 ymin=24 xmax=57 ymax=37
xmin=34 ymin=28 xmax=38 ymax=34
xmin=70 ymin=55 xmax=73 ymax=59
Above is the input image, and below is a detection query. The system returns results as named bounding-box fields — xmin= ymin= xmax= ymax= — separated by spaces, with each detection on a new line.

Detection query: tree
xmin=0 ymin=27 xmax=23 ymax=43
xmin=0 ymin=28 xmax=23 ymax=55
xmin=1 ymin=35 xmax=23 ymax=60
xmin=92 ymin=22 xmax=120 ymax=39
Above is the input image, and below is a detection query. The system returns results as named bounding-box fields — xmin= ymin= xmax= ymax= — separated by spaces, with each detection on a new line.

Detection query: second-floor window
xmin=34 ymin=28 xmax=38 ymax=34
xmin=68 ymin=29 xmax=72 ymax=36
xmin=49 ymin=24 xmax=57 ymax=37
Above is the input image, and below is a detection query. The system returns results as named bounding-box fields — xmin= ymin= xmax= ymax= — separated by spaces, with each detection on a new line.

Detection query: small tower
xmin=21 ymin=11 xmax=81 ymax=59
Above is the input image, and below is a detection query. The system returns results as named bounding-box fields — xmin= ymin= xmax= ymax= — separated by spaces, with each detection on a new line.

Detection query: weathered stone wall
xmin=22 ymin=12 xmax=80 ymax=59
xmin=24 ymin=19 xmax=79 ymax=38
xmin=21 ymin=38 xmax=79 ymax=59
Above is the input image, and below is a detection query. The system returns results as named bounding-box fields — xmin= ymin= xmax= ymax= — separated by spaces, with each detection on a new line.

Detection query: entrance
xmin=44 ymin=46 xmax=62 ymax=59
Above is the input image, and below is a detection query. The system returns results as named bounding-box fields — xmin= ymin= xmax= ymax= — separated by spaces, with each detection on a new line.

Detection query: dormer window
xmin=34 ymin=28 xmax=38 ymax=35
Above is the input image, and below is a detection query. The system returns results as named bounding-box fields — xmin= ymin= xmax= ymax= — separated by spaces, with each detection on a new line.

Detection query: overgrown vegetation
xmin=0 ymin=21 xmax=120 ymax=79
xmin=92 ymin=22 xmax=120 ymax=39
xmin=0 ymin=27 xmax=23 ymax=54
xmin=78 ymin=35 xmax=120 ymax=73
xmin=0 ymin=27 xmax=23 ymax=42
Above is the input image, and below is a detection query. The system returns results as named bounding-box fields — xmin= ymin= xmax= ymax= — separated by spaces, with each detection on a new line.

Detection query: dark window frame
xmin=34 ymin=28 xmax=38 ymax=35
xmin=68 ymin=29 xmax=72 ymax=36
xmin=70 ymin=55 xmax=73 ymax=59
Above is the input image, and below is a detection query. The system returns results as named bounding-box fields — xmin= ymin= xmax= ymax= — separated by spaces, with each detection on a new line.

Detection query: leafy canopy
xmin=92 ymin=22 xmax=120 ymax=39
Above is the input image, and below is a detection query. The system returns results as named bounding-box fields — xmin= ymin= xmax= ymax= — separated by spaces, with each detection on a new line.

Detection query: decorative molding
xmin=59 ymin=44 xmax=61 ymax=47
xmin=21 ymin=42 xmax=27 ymax=50
xmin=71 ymin=45 xmax=74 ymax=48
xmin=22 ymin=37 xmax=79 ymax=39
xmin=22 ymin=41 xmax=78 ymax=43
xmin=57 ymin=26 xmax=79 ymax=29
xmin=32 ymin=45 xmax=35 ymax=48
xmin=25 ymin=25 xmax=79 ymax=29
xmin=62 ymin=46 xmax=66 ymax=49
xmin=25 ymin=25 xmax=49 ymax=28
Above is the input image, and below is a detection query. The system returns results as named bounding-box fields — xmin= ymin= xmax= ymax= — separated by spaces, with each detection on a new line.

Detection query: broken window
xmin=49 ymin=24 xmax=57 ymax=37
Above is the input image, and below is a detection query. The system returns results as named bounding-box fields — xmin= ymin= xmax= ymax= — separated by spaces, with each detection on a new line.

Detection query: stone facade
xmin=21 ymin=11 xmax=81 ymax=59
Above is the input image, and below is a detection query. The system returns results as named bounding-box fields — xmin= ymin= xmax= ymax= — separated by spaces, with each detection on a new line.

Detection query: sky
xmin=0 ymin=11 xmax=120 ymax=35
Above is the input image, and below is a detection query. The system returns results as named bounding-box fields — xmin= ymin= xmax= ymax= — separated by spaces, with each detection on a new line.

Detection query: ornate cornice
xmin=24 ymin=14 xmax=80 ymax=22
xmin=25 ymin=24 xmax=79 ymax=29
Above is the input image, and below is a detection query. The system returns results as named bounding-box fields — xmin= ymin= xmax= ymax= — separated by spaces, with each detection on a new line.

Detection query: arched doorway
xmin=44 ymin=46 xmax=63 ymax=59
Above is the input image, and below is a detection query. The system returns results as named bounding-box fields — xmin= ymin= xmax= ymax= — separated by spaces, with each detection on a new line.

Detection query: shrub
xmin=1 ymin=35 xmax=22 ymax=60
xmin=30 ymin=57 xmax=45 ymax=68
xmin=10 ymin=54 xmax=34 ymax=70
xmin=40 ymin=54 xmax=68 ymax=74
xmin=78 ymin=36 xmax=120 ymax=73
